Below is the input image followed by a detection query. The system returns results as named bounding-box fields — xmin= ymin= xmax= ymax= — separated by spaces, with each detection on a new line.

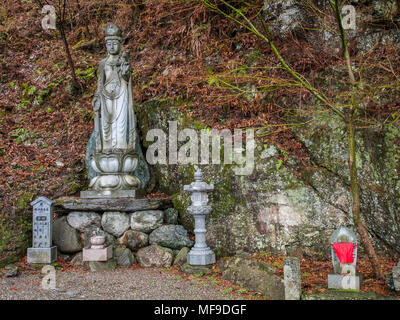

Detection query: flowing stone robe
xmin=85 ymin=56 xmax=150 ymax=190
xmin=96 ymin=56 xmax=135 ymax=152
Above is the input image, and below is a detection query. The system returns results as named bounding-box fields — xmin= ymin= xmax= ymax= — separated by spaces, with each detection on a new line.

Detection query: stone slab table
xmin=53 ymin=196 xmax=172 ymax=212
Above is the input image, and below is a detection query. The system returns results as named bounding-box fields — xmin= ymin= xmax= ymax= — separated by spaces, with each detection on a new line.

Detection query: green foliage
xmin=275 ymin=159 xmax=283 ymax=170
xmin=8 ymin=80 xmax=16 ymax=89
xmin=37 ymin=88 xmax=51 ymax=105
xmin=17 ymin=82 xmax=36 ymax=110
xmin=9 ymin=127 xmax=33 ymax=144
xmin=222 ymin=287 xmax=233 ymax=294
xmin=76 ymin=66 xmax=95 ymax=81
xmin=245 ymin=49 xmax=260 ymax=66
xmin=259 ymin=250 xmax=270 ymax=258
xmin=271 ymin=261 xmax=282 ymax=268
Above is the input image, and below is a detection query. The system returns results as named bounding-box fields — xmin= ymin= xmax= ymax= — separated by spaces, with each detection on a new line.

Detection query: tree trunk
xmin=347 ymin=120 xmax=384 ymax=280
xmin=58 ymin=23 xmax=80 ymax=91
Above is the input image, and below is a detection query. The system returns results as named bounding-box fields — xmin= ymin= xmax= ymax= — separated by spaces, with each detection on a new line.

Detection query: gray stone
xmin=80 ymin=190 xmax=136 ymax=199
xmin=28 ymin=197 xmax=57 ymax=264
xmin=328 ymin=274 xmax=361 ymax=291
xmin=136 ymin=245 xmax=173 ymax=268
xmin=114 ymin=246 xmax=135 ymax=267
xmin=27 ymin=247 xmax=57 ymax=264
xmin=149 ymin=225 xmax=194 ymax=250
xmin=392 ymin=266 xmax=400 ymax=292
xmin=70 ymin=252 xmax=83 ymax=266
xmin=284 ymin=257 xmax=301 ymax=300
xmin=86 ymin=259 xmax=117 ymax=272
xmin=54 ymin=197 xmax=170 ymax=212
xmin=67 ymin=211 xmax=101 ymax=232
xmin=30 ymin=197 xmax=53 ymax=248
xmin=53 ymin=216 xmax=82 ymax=253
xmin=181 ymin=263 xmax=212 ymax=275
xmin=173 ymin=247 xmax=189 ymax=266
xmin=262 ymin=0 xmax=308 ymax=36
xmin=4 ymin=265 xmax=19 ymax=277
xmin=118 ymin=230 xmax=148 ymax=251
xmin=183 ymin=166 xmax=215 ymax=266
xmin=164 ymin=208 xmax=178 ymax=224
xmin=217 ymin=256 xmax=285 ymax=300
xmin=101 ymin=211 xmax=130 ymax=237
xmin=130 ymin=210 xmax=163 ymax=233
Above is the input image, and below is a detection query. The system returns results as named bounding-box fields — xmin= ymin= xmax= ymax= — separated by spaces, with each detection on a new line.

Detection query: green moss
xmin=68 ymin=183 xmax=83 ymax=195
xmin=16 ymin=192 xmax=33 ymax=210
xmin=172 ymin=192 xmax=193 ymax=231
xmin=0 ymin=217 xmax=30 ymax=267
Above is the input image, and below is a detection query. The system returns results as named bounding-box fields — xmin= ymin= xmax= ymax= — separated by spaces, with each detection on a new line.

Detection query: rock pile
xmin=53 ymin=204 xmax=193 ymax=269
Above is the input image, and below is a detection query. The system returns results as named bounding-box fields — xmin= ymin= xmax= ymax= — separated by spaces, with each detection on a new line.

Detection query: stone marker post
xmin=183 ymin=166 xmax=215 ymax=265
xmin=284 ymin=257 xmax=301 ymax=300
xmin=27 ymin=196 xmax=57 ymax=264
xmin=328 ymin=225 xmax=361 ymax=291
xmin=387 ymin=260 xmax=400 ymax=292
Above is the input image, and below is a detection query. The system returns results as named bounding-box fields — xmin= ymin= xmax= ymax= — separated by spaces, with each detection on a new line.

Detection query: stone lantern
xmin=184 ymin=166 xmax=215 ymax=265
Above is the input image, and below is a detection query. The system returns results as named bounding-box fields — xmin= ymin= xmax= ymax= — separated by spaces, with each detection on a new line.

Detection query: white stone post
xmin=184 ymin=166 xmax=215 ymax=265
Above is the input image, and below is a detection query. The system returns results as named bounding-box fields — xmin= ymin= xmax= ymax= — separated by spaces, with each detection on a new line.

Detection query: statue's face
xmin=106 ymin=39 xmax=121 ymax=55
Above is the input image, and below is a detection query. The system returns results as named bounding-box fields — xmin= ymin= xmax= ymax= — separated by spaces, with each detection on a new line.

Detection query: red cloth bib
xmin=331 ymin=242 xmax=356 ymax=263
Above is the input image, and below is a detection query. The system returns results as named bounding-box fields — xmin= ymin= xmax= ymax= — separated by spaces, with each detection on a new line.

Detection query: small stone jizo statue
xmin=328 ymin=225 xmax=361 ymax=290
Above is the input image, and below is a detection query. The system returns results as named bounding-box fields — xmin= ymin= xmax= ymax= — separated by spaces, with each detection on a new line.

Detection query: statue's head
xmin=105 ymin=23 xmax=122 ymax=56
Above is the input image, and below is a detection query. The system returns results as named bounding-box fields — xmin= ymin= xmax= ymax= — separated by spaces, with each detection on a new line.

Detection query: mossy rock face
xmin=135 ymin=98 xmax=400 ymax=259
xmin=0 ymin=216 xmax=31 ymax=267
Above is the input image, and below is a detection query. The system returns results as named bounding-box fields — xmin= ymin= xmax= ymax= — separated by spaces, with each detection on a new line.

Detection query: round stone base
xmin=88 ymin=174 xmax=140 ymax=191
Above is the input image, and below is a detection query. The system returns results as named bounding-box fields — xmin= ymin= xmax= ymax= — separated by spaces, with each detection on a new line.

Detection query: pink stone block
xmin=82 ymin=246 xmax=112 ymax=262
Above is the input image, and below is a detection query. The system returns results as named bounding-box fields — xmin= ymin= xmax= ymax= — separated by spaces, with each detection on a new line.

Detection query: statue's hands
xmin=93 ymin=96 xmax=101 ymax=112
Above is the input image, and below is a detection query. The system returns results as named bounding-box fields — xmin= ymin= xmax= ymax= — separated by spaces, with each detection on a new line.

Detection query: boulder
xmin=118 ymin=230 xmax=148 ymax=251
xmin=181 ymin=263 xmax=212 ymax=275
xmin=67 ymin=211 xmax=101 ymax=232
xmin=4 ymin=265 xmax=19 ymax=277
xmin=149 ymin=225 xmax=194 ymax=250
xmin=217 ymin=256 xmax=285 ymax=300
xmin=262 ymin=0 xmax=309 ymax=37
xmin=393 ymin=266 xmax=400 ymax=292
xmin=130 ymin=210 xmax=163 ymax=233
xmin=114 ymin=246 xmax=135 ymax=267
xmin=86 ymin=259 xmax=117 ymax=272
xmin=136 ymin=245 xmax=173 ymax=268
xmin=70 ymin=252 xmax=83 ymax=266
xmin=173 ymin=247 xmax=189 ymax=266
xmin=53 ymin=216 xmax=82 ymax=253
xmin=101 ymin=212 xmax=130 ymax=237
xmin=164 ymin=208 xmax=178 ymax=224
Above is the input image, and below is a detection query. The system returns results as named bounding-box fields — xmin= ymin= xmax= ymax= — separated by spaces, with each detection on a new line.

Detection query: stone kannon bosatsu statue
xmin=83 ymin=23 xmax=149 ymax=198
